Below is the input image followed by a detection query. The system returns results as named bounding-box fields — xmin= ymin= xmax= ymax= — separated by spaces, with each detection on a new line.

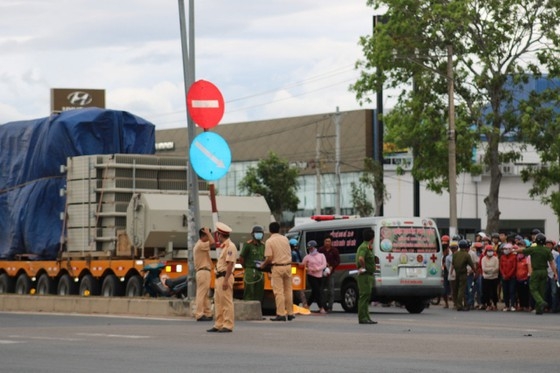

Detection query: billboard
xmin=51 ymin=88 xmax=105 ymax=112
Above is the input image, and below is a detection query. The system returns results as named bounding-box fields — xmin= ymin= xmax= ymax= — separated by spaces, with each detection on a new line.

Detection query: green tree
xmin=238 ymin=152 xmax=300 ymax=223
xmin=352 ymin=0 xmax=560 ymax=233
xmin=519 ymin=89 xmax=560 ymax=228
xmin=350 ymin=181 xmax=374 ymax=217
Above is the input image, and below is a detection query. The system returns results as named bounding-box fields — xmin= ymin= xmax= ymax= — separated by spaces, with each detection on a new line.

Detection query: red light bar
xmin=311 ymin=215 xmax=351 ymax=221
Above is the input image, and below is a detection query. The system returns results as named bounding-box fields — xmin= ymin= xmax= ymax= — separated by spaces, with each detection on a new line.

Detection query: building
xmin=154 ymin=109 xmax=560 ymax=240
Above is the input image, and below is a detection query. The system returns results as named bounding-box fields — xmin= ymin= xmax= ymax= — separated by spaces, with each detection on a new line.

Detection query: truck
xmin=0 ymin=108 xmax=277 ymax=298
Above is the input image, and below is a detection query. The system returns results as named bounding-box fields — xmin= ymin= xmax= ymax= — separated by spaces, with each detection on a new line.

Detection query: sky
xmin=0 ymin=0 xmax=379 ymax=129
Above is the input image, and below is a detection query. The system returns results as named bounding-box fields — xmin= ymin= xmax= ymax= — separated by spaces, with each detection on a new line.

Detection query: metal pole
xmin=315 ymin=133 xmax=321 ymax=215
xmin=178 ymin=0 xmax=200 ymax=300
xmin=335 ymin=107 xmax=341 ymax=215
xmin=447 ymin=45 xmax=457 ymax=238
xmin=373 ymin=15 xmax=384 ymax=217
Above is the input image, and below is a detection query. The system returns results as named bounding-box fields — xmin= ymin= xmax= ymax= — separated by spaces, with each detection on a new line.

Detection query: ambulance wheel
xmin=125 ymin=275 xmax=143 ymax=297
xmin=36 ymin=274 xmax=55 ymax=295
xmin=341 ymin=281 xmax=358 ymax=313
xmin=405 ymin=301 xmax=425 ymax=314
xmin=0 ymin=273 xmax=14 ymax=294
xmin=79 ymin=274 xmax=100 ymax=296
xmin=101 ymin=274 xmax=123 ymax=297
xmin=57 ymin=274 xmax=78 ymax=295
xmin=15 ymin=273 xmax=32 ymax=295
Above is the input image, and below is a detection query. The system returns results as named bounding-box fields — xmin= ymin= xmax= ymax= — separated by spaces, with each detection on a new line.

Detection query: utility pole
xmin=178 ymin=0 xmax=200 ymax=300
xmin=335 ymin=107 xmax=341 ymax=215
xmin=315 ymin=132 xmax=321 ymax=215
xmin=447 ymin=44 xmax=457 ymax=238
xmin=373 ymin=15 xmax=384 ymax=217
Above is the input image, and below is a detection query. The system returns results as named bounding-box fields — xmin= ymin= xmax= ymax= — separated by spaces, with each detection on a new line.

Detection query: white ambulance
xmin=287 ymin=216 xmax=444 ymax=313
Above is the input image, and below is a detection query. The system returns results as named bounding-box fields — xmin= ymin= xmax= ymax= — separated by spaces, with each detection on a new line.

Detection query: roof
xmin=155 ymin=109 xmax=374 ymax=175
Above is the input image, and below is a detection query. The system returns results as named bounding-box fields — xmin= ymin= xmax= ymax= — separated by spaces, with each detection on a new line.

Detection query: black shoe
xmin=218 ymin=328 xmax=233 ymax=333
xmin=287 ymin=315 xmax=295 ymax=321
xmin=359 ymin=320 xmax=378 ymax=324
xmin=270 ymin=315 xmax=287 ymax=321
xmin=197 ymin=316 xmax=213 ymax=321
xmin=206 ymin=327 xmax=220 ymax=332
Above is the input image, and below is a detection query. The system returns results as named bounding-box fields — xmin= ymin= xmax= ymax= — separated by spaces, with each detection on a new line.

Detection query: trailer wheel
xmin=0 ymin=273 xmax=15 ymax=294
xmin=15 ymin=274 xmax=31 ymax=295
xmin=125 ymin=275 xmax=143 ymax=297
xmin=79 ymin=274 xmax=100 ymax=296
xmin=36 ymin=274 xmax=54 ymax=295
xmin=57 ymin=274 xmax=78 ymax=296
xmin=101 ymin=274 xmax=123 ymax=297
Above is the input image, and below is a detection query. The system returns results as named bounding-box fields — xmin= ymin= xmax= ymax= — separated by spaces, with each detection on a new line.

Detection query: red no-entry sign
xmin=186 ymin=80 xmax=225 ymax=129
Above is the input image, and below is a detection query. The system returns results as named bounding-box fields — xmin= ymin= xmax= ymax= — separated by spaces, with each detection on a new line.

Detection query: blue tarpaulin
xmin=0 ymin=108 xmax=156 ymax=259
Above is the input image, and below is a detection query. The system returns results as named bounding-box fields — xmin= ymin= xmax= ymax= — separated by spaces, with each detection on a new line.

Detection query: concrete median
xmin=0 ymin=295 xmax=263 ymax=320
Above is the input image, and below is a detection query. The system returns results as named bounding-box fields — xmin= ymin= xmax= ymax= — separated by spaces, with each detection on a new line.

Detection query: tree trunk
xmin=484 ymin=132 xmax=502 ymax=233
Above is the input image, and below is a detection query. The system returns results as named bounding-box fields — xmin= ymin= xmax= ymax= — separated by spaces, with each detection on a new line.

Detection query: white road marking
xmin=76 ymin=333 xmax=149 ymax=339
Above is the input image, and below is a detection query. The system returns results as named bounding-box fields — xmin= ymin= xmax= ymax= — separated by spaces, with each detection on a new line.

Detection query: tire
xmin=101 ymin=274 xmax=123 ymax=297
xmin=430 ymin=296 xmax=441 ymax=306
xmin=341 ymin=281 xmax=358 ymax=313
xmin=125 ymin=275 xmax=143 ymax=297
xmin=57 ymin=274 xmax=78 ymax=296
xmin=15 ymin=273 xmax=31 ymax=295
xmin=36 ymin=274 xmax=55 ymax=295
xmin=405 ymin=301 xmax=426 ymax=314
xmin=0 ymin=273 xmax=15 ymax=294
xmin=79 ymin=274 xmax=100 ymax=296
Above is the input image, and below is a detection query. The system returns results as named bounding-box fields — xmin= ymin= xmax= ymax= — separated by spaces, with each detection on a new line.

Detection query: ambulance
xmin=287 ymin=216 xmax=444 ymax=313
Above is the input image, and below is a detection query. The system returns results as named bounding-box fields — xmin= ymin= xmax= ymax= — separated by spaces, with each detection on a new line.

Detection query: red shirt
xmin=499 ymin=253 xmax=517 ymax=280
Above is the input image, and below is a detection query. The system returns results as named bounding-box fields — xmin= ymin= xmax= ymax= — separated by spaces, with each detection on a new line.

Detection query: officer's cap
xmin=216 ymin=222 xmax=233 ymax=236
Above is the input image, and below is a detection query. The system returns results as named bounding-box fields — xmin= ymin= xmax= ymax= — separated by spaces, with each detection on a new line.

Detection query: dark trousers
xmin=482 ymin=278 xmax=499 ymax=307
xmin=306 ymin=275 xmax=324 ymax=309
xmin=502 ymin=278 xmax=517 ymax=308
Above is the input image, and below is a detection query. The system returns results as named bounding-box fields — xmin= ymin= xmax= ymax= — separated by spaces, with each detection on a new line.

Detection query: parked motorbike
xmin=142 ymin=262 xmax=188 ymax=298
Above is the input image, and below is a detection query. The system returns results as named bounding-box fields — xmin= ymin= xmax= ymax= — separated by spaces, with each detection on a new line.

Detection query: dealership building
xmin=154 ymin=109 xmax=559 ymax=240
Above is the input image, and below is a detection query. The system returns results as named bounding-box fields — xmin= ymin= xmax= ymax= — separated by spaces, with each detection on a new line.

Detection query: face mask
xmin=254 ymin=232 xmax=263 ymax=240
xmin=487 ymin=251 xmax=494 ymax=257
xmin=503 ymin=249 xmax=511 ymax=255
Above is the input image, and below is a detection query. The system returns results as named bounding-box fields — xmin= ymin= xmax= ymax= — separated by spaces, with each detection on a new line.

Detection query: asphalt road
xmin=0 ymin=304 xmax=558 ymax=373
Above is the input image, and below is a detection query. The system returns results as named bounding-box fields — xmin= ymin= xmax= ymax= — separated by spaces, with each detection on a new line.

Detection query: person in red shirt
xmin=500 ymin=243 xmax=517 ymax=311
xmin=515 ymin=240 xmax=531 ymax=312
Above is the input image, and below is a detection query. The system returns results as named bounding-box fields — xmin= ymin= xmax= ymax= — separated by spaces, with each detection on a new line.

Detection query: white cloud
xmin=0 ymin=1 xmax=377 ymax=128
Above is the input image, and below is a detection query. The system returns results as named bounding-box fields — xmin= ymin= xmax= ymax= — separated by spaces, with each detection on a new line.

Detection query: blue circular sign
xmin=189 ymin=132 xmax=231 ymax=181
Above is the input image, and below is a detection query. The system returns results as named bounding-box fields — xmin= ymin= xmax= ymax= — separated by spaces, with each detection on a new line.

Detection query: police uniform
xmin=209 ymin=222 xmax=238 ymax=332
xmin=356 ymin=238 xmax=375 ymax=324
xmin=265 ymin=232 xmax=294 ymax=320
xmin=193 ymin=234 xmax=213 ymax=321
xmin=452 ymin=242 xmax=475 ymax=311
xmin=239 ymin=238 xmax=265 ymax=302
xmin=522 ymin=244 xmax=555 ymax=314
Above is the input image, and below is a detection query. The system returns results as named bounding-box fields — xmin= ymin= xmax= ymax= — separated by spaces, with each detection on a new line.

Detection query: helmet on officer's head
xmin=458 ymin=239 xmax=469 ymax=249
xmin=441 ymin=235 xmax=450 ymax=243
xmin=251 ymin=225 xmax=264 ymax=234
xmin=289 ymin=238 xmax=298 ymax=247
xmin=535 ymin=233 xmax=546 ymax=245
xmin=452 ymin=234 xmax=463 ymax=241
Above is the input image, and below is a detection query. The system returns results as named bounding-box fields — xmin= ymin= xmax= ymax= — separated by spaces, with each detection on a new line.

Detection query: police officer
xmin=260 ymin=222 xmax=294 ymax=321
xmin=239 ymin=225 xmax=265 ymax=302
xmin=452 ymin=239 xmax=476 ymax=311
xmin=356 ymin=228 xmax=377 ymax=325
xmin=193 ymin=227 xmax=214 ymax=321
xmin=515 ymin=233 xmax=558 ymax=314
xmin=207 ymin=222 xmax=238 ymax=333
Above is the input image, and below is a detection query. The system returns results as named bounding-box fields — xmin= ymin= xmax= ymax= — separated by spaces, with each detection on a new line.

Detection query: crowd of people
xmin=442 ymin=229 xmax=559 ymax=315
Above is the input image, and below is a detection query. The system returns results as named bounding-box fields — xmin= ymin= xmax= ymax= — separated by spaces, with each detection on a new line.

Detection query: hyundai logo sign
xmin=51 ymin=88 xmax=105 ymax=112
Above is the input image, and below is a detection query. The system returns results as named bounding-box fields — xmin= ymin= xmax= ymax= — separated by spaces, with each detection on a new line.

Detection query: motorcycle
xmin=142 ymin=262 xmax=188 ymax=298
